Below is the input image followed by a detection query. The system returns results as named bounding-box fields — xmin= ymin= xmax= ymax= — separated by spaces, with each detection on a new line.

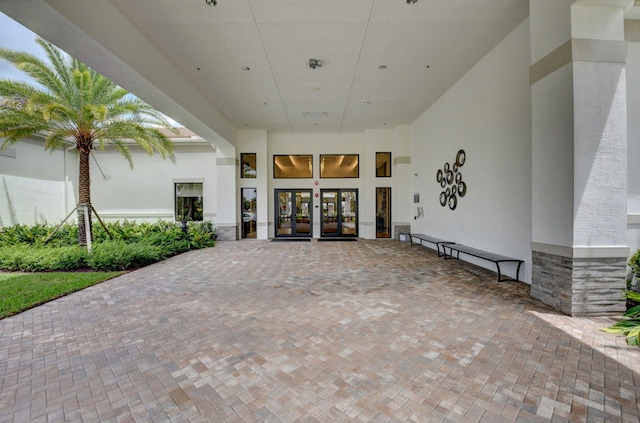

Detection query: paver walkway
xmin=0 ymin=240 xmax=638 ymax=422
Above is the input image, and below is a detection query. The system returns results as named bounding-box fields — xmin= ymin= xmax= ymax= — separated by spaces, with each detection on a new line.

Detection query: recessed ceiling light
xmin=242 ymin=66 xmax=250 ymax=71
xmin=363 ymin=101 xmax=371 ymax=105
xmin=379 ymin=65 xmax=387 ymax=70
xmin=261 ymin=102 xmax=268 ymax=105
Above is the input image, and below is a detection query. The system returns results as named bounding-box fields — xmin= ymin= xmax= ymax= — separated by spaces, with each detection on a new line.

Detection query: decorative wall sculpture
xmin=436 ymin=149 xmax=466 ymax=210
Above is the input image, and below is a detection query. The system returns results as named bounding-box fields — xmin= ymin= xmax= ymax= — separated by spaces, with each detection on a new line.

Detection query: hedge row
xmin=0 ymin=220 xmax=216 ymax=271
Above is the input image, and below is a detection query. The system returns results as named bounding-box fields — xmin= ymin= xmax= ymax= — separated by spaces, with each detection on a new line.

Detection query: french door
xmin=321 ymin=189 xmax=358 ymax=237
xmin=275 ymin=190 xmax=312 ymax=237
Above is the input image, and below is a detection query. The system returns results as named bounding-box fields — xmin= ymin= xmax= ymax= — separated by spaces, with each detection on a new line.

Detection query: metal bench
xmin=442 ymin=243 xmax=523 ymax=282
xmin=405 ymin=233 xmax=454 ymax=257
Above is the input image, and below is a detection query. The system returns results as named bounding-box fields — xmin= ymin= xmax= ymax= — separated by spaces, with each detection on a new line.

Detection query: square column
xmin=216 ymin=146 xmax=238 ymax=240
xmin=530 ymin=0 xmax=632 ymax=316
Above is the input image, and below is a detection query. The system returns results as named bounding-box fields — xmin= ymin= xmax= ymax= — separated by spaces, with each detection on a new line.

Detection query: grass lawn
xmin=0 ymin=271 xmax=125 ymax=319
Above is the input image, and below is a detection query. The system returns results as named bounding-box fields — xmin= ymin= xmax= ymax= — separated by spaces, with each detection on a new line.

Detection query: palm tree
xmin=0 ymin=38 xmax=175 ymax=245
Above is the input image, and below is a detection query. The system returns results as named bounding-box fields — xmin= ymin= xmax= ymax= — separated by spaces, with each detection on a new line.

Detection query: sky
xmin=0 ymin=13 xmax=49 ymax=83
xmin=0 ymin=12 xmax=181 ymax=126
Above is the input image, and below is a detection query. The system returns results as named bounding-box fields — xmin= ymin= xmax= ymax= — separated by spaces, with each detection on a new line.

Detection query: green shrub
xmin=47 ymin=223 xmax=79 ymax=247
xmin=0 ymin=245 xmax=87 ymax=271
xmin=629 ymin=250 xmax=640 ymax=278
xmin=627 ymin=250 xmax=640 ymax=292
xmin=603 ymin=291 xmax=640 ymax=347
xmin=0 ymin=220 xmax=217 ymax=272
xmin=0 ymin=223 xmax=47 ymax=246
xmin=86 ymin=240 xmax=168 ymax=271
xmin=0 ymin=222 xmax=78 ymax=247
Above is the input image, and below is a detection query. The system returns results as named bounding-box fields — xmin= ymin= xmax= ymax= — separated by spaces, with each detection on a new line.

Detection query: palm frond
xmin=37 ymin=38 xmax=73 ymax=90
xmin=44 ymin=130 xmax=70 ymax=150
xmin=0 ymin=47 xmax=65 ymax=97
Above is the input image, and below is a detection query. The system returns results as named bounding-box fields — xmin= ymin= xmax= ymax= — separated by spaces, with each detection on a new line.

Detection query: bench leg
xmin=496 ymin=262 xmax=521 ymax=282
xmin=444 ymin=248 xmax=459 ymax=260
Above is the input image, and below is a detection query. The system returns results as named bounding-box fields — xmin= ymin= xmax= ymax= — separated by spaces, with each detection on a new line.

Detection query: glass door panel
xmin=322 ymin=191 xmax=339 ymax=236
xmin=376 ymin=187 xmax=391 ymax=238
xmin=241 ymin=188 xmax=257 ymax=239
xmin=341 ymin=190 xmax=357 ymax=236
xmin=275 ymin=189 xmax=312 ymax=237
xmin=321 ymin=189 xmax=358 ymax=237
xmin=276 ymin=191 xmax=292 ymax=236
xmin=295 ymin=191 xmax=312 ymax=234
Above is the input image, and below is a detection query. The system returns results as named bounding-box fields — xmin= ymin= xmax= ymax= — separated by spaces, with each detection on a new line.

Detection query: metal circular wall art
xmin=436 ymin=149 xmax=467 ymax=211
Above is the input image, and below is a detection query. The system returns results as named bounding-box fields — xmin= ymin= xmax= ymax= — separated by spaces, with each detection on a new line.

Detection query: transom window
xmin=273 ymin=155 xmax=313 ymax=178
xmin=241 ymin=153 xmax=257 ymax=178
xmin=320 ymin=154 xmax=359 ymax=178
xmin=376 ymin=152 xmax=391 ymax=177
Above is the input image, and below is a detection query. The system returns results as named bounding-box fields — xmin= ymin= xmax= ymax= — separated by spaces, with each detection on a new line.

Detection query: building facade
xmin=1 ymin=1 xmax=640 ymax=316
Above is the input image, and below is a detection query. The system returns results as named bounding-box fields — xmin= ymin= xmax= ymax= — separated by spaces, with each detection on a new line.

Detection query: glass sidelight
xmin=241 ymin=188 xmax=257 ymax=239
xmin=275 ymin=190 xmax=312 ymax=237
xmin=376 ymin=187 xmax=391 ymax=238
xmin=321 ymin=189 xmax=358 ymax=237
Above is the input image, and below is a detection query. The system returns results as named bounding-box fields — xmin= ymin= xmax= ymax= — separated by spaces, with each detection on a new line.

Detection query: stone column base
xmin=216 ymin=225 xmax=238 ymax=241
xmin=531 ymin=251 xmax=626 ymax=316
xmin=394 ymin=224 xmax=410 ymax=240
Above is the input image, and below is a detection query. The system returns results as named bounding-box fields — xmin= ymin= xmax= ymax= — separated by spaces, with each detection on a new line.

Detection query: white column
xmin=216 ymin=146 xmax=238 ymax=240
xmin=529 ymin=0 xmax=632 ymax=316
xmin=393 ymin=125 xmax=412 ymax=239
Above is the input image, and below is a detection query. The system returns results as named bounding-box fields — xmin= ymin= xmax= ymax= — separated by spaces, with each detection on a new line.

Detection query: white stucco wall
xmin=0 ymin=140 xmax=75 ymax=226
xmin=410 ymin=19 xmax=532 ymax=281
xmin=531 ymin=64 xmax=575 ymax=247
xmin=529 ymin=0 xmax=573 ymax=63
xmin=392 ymin=125 xmax=412 ymax=231
xmin=626 ymin=41 xmax=640 ymax=253
xmin=528 ymin=0 xmax=577 ymax=251
xmin=90 ymin=143 xmax=217 ymax=223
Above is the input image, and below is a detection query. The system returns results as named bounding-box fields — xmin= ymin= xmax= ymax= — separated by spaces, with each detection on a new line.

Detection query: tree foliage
xmin=0 ymin=38 xmax=175 ymax=245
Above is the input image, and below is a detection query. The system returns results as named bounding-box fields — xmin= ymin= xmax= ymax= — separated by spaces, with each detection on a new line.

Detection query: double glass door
xmin=275 ymin=190 xmax=312 ymax=237
xmin=321 ymin=189 xmax=358 ymax=237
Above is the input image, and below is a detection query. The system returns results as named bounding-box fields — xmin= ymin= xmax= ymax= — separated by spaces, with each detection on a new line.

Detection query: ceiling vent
xmin=303 ymin=112 xmax=328 ymax=118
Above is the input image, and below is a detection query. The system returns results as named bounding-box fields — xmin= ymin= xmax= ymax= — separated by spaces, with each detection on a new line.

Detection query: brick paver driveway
xmin=0 ymin=240 xmax=638 ymax=422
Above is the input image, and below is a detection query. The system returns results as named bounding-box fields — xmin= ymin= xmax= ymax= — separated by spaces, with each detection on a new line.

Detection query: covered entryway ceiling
xmin=0 ymin=0 xmax=528 ymax=146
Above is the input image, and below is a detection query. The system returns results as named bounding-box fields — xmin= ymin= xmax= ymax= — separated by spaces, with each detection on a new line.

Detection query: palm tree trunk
xmin=77 ymin=147 xmax=92 ymax=246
